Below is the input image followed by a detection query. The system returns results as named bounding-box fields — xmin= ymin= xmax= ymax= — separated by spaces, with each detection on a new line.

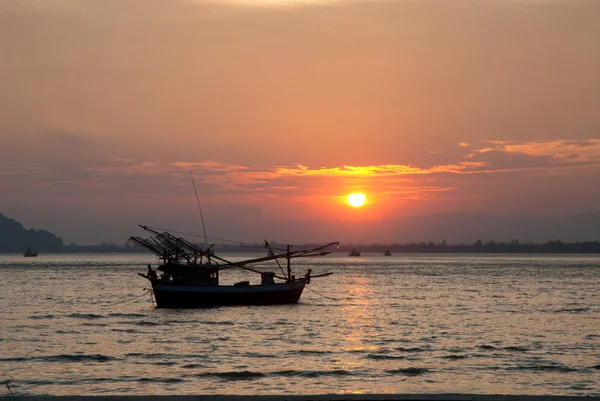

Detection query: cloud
xmin=4 ymin=137 xmax=599 ymax=203
xmin=271 ymin=162 xmax=489 ymax=178
xmin=473 ymin=139 xmax=600 ymax=166
xmin=501 ymin=140 xmax=600 ymax=163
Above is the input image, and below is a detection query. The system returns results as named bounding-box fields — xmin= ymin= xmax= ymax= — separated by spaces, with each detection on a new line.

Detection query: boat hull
xmin=151 ymin=279 xmax=307 ymax=308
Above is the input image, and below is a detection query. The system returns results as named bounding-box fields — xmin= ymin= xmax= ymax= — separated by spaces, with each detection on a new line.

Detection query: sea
xmin=0 ymin=253 xmax=599 ymax=397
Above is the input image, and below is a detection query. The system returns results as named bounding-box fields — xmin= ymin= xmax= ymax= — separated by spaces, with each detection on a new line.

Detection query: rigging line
xmin=264 ymin=240 xmax=287 ymax=278
xmin=142 ymin=225 xmax=337 ymax=250
xmin=1 ymin=371 xmax=15 ymax=401
xmin=189 ymin=168 xmax=208 ymax=249
xmin=144 ymin=225 xmax=262 ymax=247
xmin=2 ymin=371 xmax=48 ymax=401
xmin=305 ymin=286 xmax=338 ymax=300
xmin=101 ymin=288 xmax=152 ymax=307
xmin=1 ymin=371 xmax=24 ymax=401
xmin=6 ymin=383 xmax=14 ymax=401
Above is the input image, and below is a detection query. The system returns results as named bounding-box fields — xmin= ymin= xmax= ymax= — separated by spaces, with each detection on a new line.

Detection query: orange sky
xmin=1 ymin=0 xmax=599 ymax=244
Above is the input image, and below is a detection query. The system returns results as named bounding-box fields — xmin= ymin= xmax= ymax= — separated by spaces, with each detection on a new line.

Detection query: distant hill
xmin=0 ymin=214 xmax=64 ymax=253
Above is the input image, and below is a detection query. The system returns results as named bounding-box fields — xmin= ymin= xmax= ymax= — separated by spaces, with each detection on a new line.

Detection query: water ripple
xmin=385 ymin=368 xmax=429 ymax=376
xmin=2 ymin=253 xmax=599 ymax=396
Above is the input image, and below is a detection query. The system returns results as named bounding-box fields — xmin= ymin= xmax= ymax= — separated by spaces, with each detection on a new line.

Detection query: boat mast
xmin=286 ymin=244 xmax=291 ymax=281
xmin=189 ymin=168 xmax=209 ymax=256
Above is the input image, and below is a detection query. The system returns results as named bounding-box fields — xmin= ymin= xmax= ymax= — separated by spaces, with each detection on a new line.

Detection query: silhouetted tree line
xmin=61 ymin=240 xmax=145 ymax=253
xmin=47 ymin=238 xmax=600 ymax=254
xmin=341 ymin=239 xmax=600 ymax=254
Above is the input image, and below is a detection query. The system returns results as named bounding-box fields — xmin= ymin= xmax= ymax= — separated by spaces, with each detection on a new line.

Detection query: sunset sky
xmin=1 ymin=0 xmax=599 ymax=245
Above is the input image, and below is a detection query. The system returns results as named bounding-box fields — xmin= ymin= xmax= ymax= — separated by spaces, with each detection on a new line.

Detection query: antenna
xmin=189 ymin=168 xmax=208 ymax=249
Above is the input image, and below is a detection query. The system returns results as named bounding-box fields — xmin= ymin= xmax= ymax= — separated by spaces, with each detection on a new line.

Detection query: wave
xmin=366 ymin=353 xmax=407 ymax=360
xmin=0 ymin=356 xmax=28 ymax=362
xmin=385 ymin=367 xmax=429 ymax=376
xmin=137 ymin=377 xmax=186 ymax=383
xmin=111 ymin=328 xmax=144 ymax=333
xmin=125 ymin=352 xmax=200 ymax=359
xmin=239 ymin=352 xmax=278 ymax=359
xmin=291 ymin=350 xmax=333 ymax=355
xmin=477 ymin=345 xmax=535 ymax=354
xmin=1 ymin=353 xmax=117 ymax=363
xmin=182 ymin=363 xmax=208 ymax=369
xmin=43 ymin=353 xmax=116 ymax=363
xmin=441 ymin=354 xmax=467 ymax=360
xmin=395 ymin=346 xmax=430 ymax=352
xmin=68 ymin=313 xmax=104 ymax=320
xmin=16 ymin=376 xmax=150 ymax=387
xmin=161 ymin=319 xmax=202 ymax=325
xmin=490 ymin=364 xmax=579 ymax=373
xmin=283 ymin=369 xmax=352 ymax=378
xmin=55 ymin=330 xmax=81 ymax=334
xmin=198 ymin=321 xmax=235 ymax=326
xmin=503 ymin=346 xmax=530 ymax=352
xmin=132 ymin=321 xmax=163 ymax=326
xmin=273 ymin=320 xmax=295 ymax=326
xmin=29 ymin=314 xmax=56 ymax=320
xmin=554 ymin=307 xmax=590 ymax=313
xmin=108 ymin=313 xmax=146 ymax=318
xmin=197 ymin=369 xmax=357 ymax=379
xmin=193 ymin=371 xmax=267 ymax=381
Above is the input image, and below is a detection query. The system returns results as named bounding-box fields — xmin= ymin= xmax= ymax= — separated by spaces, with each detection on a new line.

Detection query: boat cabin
xmin=261 ymin=271 xmax=276 ymax=285
xmin=157 ymin=263 xmax=219 ymax=286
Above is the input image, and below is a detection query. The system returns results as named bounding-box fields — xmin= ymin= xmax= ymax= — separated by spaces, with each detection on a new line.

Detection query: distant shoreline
xmin=2 ymin=249 xmax=600 ymax=255
xmin=9 ymin=241 xmax=600 ymax=254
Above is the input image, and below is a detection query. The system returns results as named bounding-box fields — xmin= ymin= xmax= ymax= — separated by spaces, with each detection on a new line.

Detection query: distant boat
xmin=384 ymin=249 xmax=392 ymax=256
xmin=348 ymin=248 xmax=361 ymax=257
xmin=23 ymin=248 xmax=38 ymax=257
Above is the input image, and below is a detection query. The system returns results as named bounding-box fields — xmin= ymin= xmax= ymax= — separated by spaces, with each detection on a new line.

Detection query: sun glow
xmin=347 ymin=193 xmax=366 ymax=207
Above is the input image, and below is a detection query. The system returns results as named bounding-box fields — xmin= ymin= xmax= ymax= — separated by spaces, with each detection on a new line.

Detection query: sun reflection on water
xmin=334 ymin=275 xmax=383 ymax=372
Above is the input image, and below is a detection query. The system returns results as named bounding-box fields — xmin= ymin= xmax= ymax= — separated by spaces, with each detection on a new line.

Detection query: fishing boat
xmin=348 ymin=248 xmax=361 ymax=257
xmin=23 ymin=248 xmax=38 ymax=257
xmin=131 ymin=226 xmax=337 ymax=308
xmin=384 ymin=249 xmax=392 ymax=256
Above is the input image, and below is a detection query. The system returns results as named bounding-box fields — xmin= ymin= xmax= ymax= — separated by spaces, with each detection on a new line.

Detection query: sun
xmin=347 ymin=192 xmax=366 ymax=207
